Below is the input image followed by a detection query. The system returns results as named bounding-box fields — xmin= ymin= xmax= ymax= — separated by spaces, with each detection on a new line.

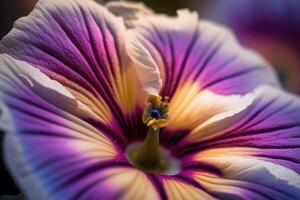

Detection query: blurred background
xmin=1 ymin=0 xmax=300 ymax=198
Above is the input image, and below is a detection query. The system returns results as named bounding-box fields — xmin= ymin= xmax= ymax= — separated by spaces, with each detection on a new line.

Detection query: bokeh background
xmin=1 ymin=0 xmax=300 ymax=198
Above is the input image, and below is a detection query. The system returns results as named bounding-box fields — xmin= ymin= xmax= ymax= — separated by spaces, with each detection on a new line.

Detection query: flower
xmin=200 ymin=0 xmax=300 ymax=94
xmin=0 ymin=0 xmax=300 ymax=199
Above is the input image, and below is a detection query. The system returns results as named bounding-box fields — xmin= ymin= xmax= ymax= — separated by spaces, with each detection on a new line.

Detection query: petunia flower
xmin=199 ymin=0 xmax=300 ymax=94
xmin=0 ymin=0 xmax=300 ymax=199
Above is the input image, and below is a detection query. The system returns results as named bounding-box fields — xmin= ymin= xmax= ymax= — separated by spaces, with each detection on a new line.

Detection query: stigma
xmin=143 ymin=95 xmax=169 ymax=131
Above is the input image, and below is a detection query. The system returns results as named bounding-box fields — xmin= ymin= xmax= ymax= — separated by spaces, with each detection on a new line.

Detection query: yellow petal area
xmin=192 ymin=148 xmax=255 ymax=197
xmin=163 ymin=178 xmax=215 ymax=200
xmin=194 ymin=172 xmax=247 ymax=198
xmin=194 ymin=147 xmax=256 ymax=160
xmin=105 ymin=167 xmax=160 ymax=200
xmin=68 ymin=128 xmax=118 ymax=161
xmin=167 ymin=81 xmax=254 ymax=142
xmin=64 ymin=83 xmax=112 ymax=123
xmin=0 ymin=0 xmax=147 ymax=118
xmin=116 ymin=65 xmax=146 ymax=112
xmin=61 ymin=50 xmax=145 ymax=119
xmin=53 ymin=60 xmax=146 ymax=123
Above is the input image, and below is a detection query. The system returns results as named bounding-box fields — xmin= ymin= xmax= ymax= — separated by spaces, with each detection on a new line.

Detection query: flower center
xmin=126 ymin=95 xmax=180 ymax=175
xmin=149 ymin=108 xmax=161 ymax=119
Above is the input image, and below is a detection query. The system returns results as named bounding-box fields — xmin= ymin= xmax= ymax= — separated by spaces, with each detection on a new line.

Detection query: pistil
xmin=128 ymin=95 xmax=170 ymax=172
xmin=131 ymin=127 xmax=166 ymax=171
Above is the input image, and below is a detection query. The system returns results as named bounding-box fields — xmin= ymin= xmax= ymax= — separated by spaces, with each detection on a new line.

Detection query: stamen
xmin=127 ymin=95 xmax=170 ymax=172
xmin=143 ymin=95 xmax=169 ymax=131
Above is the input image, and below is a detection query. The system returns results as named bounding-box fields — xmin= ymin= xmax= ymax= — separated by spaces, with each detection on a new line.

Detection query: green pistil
xmin=127 ymin=95 xmax=170 ymax=173
xmin=129 ymin=127 xmax=167 ymax=172
xmin=132 ymin=127 xmax=167 ymax=171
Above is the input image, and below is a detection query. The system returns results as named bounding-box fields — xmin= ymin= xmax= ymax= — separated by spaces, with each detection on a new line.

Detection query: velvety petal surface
xmin=129 ymin=10 xmax=279 ymax=98
xmin=0 ymin=0 xmax=145 ymax=138
xmin=189 ymin=86 xmax=300 ymax=172
xmin=159 ymin=81 xmax=255 ymax=149
xmin=193 ymin=154 xmax=300 ymax=199
xmin=0 ymin=54 xmax=138 ymax=199
xmin=1 ymin=1 xmax=299 ymax=199
xmin=126 ymin=30 xmax=162 ymax=96
xmin=0 ymin=2 xmax=164 ymax=199
xmin=162 ymin=177 xmax=215 ymax=200
xmin=164 ymin=86 xmax=300 ymax=199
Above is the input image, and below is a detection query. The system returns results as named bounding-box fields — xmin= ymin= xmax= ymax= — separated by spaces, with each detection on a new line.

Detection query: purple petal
xmin=5 ymin=131 xmax=158 ymax=199
xmin=0 ymin=54 xmax=133 ymax=199
xmin=0 ymin=0 xmax=145 ymax=128
xmin=129 ymin=10 xmax=279 ymax=98
xmin=180 ymin=86 xmax=300 ymax=175
xmin=168 ymin=86 xmax=300 ymax=199
xmin=193 ymin=155 xmax=300 ymax=199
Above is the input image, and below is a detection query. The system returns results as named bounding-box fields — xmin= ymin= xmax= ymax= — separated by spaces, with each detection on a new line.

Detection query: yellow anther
xmin=143 ymin=95 xmax=169 ymax=130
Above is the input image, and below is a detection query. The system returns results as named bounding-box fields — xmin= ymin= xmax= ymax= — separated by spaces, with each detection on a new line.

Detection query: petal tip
xmin=126 ymin=31 xmax=162 ymax=96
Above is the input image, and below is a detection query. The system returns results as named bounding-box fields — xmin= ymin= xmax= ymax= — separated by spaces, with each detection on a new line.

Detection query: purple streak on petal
xmin=161 ymin=173 xmax=218 ymax=199
xmin=87 ymin=118 xmax=128 ymax=150
xmin=0 ymin=0 xmax=132 ymax=136
xmin=132 ymin=13 xmax=279 ymax=98
xmin=178 ymin=87 xmax=300 ymax=174
xmin=181 ymin=159 xmax=223 ymax=177
xmin=5 ymin=96 xmax=133 ymax=200
xmin=160 ymin=129 xmax=189 ymax=149
xmin=147 ymin=174 xmax=168 ymax=200
xmin=0 ymin=54 xmax=132 ymax=200
xmin=7 ymin=104 xmax=126 ymax=199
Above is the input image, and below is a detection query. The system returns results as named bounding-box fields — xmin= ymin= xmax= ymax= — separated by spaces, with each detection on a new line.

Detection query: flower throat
xmin=126 ymin=95 xmax=177 ymax=174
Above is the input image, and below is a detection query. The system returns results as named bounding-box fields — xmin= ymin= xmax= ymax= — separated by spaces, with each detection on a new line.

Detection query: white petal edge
xmin=187 ymin=91 xmax=255 ymax=141
xmin=105 ymin=1 xmax=153 ymax=28
xmin=0 ymin=54 xmax=98 ymax=125
xmin=0 ymin=99 xmax=13 ymax=133
xmin=198 ymin=156 xmax=300 ymax=198
xmin=167 ymin=81 xmax=256 ymax=141
xmin=187 ymin=85 xmax=293 ymax=142
xmin=126 ymin=30 xmax=162 ymax=96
